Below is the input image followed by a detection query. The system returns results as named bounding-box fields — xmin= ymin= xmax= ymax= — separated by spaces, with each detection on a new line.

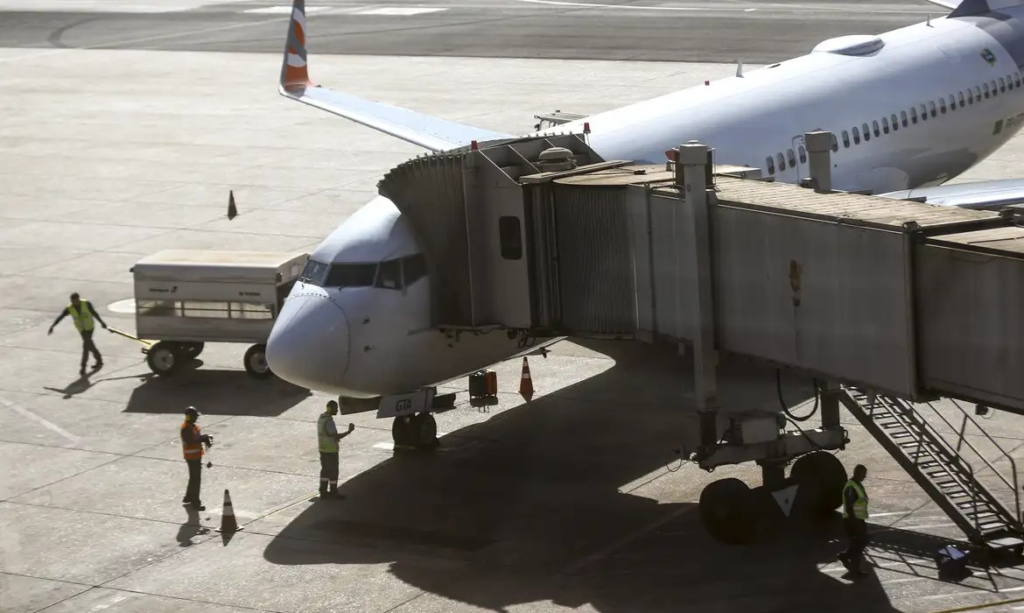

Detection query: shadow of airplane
xmin=123 ymin=366 xmax=311 ymax=417
xmin=261 ymin=340 xmax=919 ymax=612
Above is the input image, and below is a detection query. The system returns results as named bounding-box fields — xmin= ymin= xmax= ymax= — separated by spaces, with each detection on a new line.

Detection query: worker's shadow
xmin=262 ymin=339 xmax=909 ymax=612
xmin=124 ymin=369 xmax=310 ymax=417
xmin=176 ymin=505 xmax=210 ymax=547
xmin=43 ymin=374 xmax=94 ymax=399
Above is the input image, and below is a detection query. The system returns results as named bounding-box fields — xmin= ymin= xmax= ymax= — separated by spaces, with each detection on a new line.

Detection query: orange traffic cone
xmin=519 ymin=356 xmax=534 ymax=401
xmin=216 ymin=489 xmax=243 ymax=533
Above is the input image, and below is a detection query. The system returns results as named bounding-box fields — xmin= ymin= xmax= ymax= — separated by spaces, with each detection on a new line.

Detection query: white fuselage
xmin=267 ymin=10 xmax=1024 ymax=399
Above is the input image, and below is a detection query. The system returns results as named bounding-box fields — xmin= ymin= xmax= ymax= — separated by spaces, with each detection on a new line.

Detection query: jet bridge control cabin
xmin=130 ymin=249 xmax=309 ymax=379
xmin=378 ymin=132 xmax=1024 ymax=552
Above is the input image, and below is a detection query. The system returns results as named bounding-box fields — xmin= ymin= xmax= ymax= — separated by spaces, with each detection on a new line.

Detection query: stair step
xmin=917 ymin=462 xmax=939 ymax=470
xmin=986 ymin=537 xmax=1024 ymax=550
xmin=980 ymin=521 xmax=1009 ymax=531
xmin=947 ymin=491 xmax=970 ymax=499
xmin=968 ymin=511 xmax=998 ymax=519
xmin=891 ymin=432 xmax=914 ymax=439
xmin=958 ymin=500 xmax=996 ymax=510
xmin=935 ymin=480 xmax=960 ymax=489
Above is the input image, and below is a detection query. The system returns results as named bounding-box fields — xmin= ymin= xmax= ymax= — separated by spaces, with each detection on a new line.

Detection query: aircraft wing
xmin=279 ymin=0 xmax=513 ymax=152
xmin=879 ymin=178 xmax=1024 ymax=209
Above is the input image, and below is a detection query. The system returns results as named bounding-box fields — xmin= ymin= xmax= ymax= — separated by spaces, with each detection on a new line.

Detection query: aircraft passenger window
xmin=939 ymin=99 xmax=947 ymax=114
xmin=958 ymin=92 xmax=965 ymax=107
xmin=910 ymin=108 xmax=918 ymax=124
xmin=929 ymin=102 xmax=937 ymax=118
xmin=499 ymin=216 xmax=523 ymax=260
xmin=787 ymin=149 xmax=796 ymax=167
xmin=948 ymin=95 xmax=955 ymax=110
xmin=991 ymin=80 xmax=998 ymax=95
xmin=765 ymin=156 xmax=775 ymax=175
xmin=402 ymin=254 xmax=428 ymax=286
xmin=842 ymin=131 xmax=850 ymax=148
xmin=299 ymin=259 xmax=330 ymax=286
xmin=920 ymin=104 xmax=929 ymax=121
xmin=901 ymin=111 xmax=908 ymax=127
xmin=1000 ymin=77 xmax=1006 ymax=93
xmin=976 ymin=85 xmax=983 ymax=101
xmin=862 ymin=123 xmax=871 ymax=141
xmin=1016 ymin=73 xmax=1021 ymax=88
xmin=890 ymin=114 xmax=898 ymax=131
xmin=852 ymin=127 xmax=861 ymax=144
xmin=831 ymin=135 xmax=839 ymax=152
xmin=1007 ymin=75 xmax=1014 ymax=90
xmin=798 ymin=146 xmax=807 ymax=163
xmin=777 ymin=153 xmax=786 ymax=171
xmin=872 ymin=120 xmax=880 ymax=137
xmin=375 ymin=259 xmax=401 ymax=290
xmin=984 ymin=83 xmax=990 ymax=99
xmin=325 ymin=263 xmax=376 ymax=288
xmin=882 ymin=117 xmax=890 ymax=134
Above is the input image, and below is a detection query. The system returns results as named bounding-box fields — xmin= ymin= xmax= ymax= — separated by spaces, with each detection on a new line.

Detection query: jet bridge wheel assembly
xmin=699 ymin=478 xmax=757 ymax=545
xmin=392 ymin=413 xmax=439 ymax=451
xmin=790 ymin=451 xmax=847 ymax=518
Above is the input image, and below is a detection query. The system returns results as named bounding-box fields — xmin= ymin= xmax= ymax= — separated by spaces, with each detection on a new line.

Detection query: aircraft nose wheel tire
xmin=243 ymin=344 xmax=273 ymax=380
xmin=790 ymin=451 xmax=848 ymax=518
xmin=391 ymin=413 xmax=439 ymax=451
xmin=146 ymin=341 xmax=181 ymax=376
xmin=699 ymin=478 xmax=757 ymax=545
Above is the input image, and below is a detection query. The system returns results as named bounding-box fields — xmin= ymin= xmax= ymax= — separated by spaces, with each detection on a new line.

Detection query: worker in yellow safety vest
xmin=48 ymin=292 xmax=107 ymax=376
xmin=181 ymin=406 xmax=212 ymax=510
xmin=318 ymin=401 xmax=354 ymax=499
xmin=839 ymin=464 xmax=870 ymax=577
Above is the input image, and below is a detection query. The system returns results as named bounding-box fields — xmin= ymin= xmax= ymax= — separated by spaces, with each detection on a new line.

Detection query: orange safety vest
xmin=181 ymin=421 xmax=203 ymax=460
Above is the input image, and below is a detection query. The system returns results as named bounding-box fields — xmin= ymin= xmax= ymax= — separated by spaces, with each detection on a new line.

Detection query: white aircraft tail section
xmin=277 ymin=0 xmax=513 ymax=151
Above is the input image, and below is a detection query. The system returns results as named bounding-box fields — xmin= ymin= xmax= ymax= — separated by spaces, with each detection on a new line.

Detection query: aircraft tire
xmin=392 ymin=415 xmax=414 ymax=449
xmin=791 ymin=451 xmax=848 ymax=518
xmin=147 ymin=342 xmax=181 ymax=377
xmin=699 ymin=478 xmax=756 ymax=545
xmin=411 ymin=413 xmax=439 ymax=451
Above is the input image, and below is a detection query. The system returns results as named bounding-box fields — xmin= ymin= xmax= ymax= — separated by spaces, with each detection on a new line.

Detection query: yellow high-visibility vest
xmin=68 ymin=300 xmax=95 ymax=332
xmin=843 ymin=479 xmax=869 ymax=519
xmin=318 ymin=413 xmax=338 ymax=453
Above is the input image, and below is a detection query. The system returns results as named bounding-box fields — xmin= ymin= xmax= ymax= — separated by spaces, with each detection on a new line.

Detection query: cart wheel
xmin=181 ymin=342 xmax=205 ymax=360
xmin=244 ymin=344 xmax=272 ymax=380
xmin=147 ymin=342 xmax=181 ymax=377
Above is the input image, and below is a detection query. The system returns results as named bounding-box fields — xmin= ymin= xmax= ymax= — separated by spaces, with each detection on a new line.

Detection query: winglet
xmin=280 ymin=0 xmax=313 ymax=92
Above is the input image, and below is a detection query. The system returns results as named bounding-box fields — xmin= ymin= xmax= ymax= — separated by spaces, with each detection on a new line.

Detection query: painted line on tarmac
xmin=0 ymin=394 xmax=80 ymax=444
xmin=562 ymin=505 xmax=695 ymax=575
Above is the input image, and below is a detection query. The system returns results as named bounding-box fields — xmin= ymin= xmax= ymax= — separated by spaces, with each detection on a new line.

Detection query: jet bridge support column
xmin=675 ymin=143 xmax=721 ymax=449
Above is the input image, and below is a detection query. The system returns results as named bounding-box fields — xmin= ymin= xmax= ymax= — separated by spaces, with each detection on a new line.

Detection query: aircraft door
xmin=791 ymin=135 xmax=808 ymax=183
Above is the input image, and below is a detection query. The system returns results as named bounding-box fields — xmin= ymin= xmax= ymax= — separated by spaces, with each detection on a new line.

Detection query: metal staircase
xmin=840 ymin=389 xmax=1024 ymax=554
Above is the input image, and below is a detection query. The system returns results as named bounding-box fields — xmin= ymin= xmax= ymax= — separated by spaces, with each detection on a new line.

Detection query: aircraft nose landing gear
xmin=392 ymin=413 xmax=439 ymax=451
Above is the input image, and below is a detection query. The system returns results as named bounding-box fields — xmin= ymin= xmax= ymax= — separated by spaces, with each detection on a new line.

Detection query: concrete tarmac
xmin=5 ymin=2 xmax=1024 ymax=613
xmin=0 ymin=0 xmax=936 ymax=63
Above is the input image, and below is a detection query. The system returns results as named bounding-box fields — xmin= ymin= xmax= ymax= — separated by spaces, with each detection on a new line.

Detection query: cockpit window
xmin=326 ymin=263 xmax=376 ymax=288
xmin=375 ymin=259 xmax=401 ymax=289
xmin=301 ymin=254 xmax=429 ymax=290
xmin=299 ymin=259 xmax=329 ymax=286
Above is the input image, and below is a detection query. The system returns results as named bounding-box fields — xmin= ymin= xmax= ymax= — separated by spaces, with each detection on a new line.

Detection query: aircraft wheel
xmin=244 ymin=344 xmax=273 ymax=380
xmin=791 ymin=451 xmax=848 ymax=517
xmin=699 ymin=478 xmax=757 ymax=545
xmin=147 ymin=342 xmax=181 ymax=377
xmin=410 ymin=413 xmax=439 ymax=450
xmin=392 ymin=415 xmax=414 ymax=449
xmin=181 ymin=342 xmax=205 ymax=360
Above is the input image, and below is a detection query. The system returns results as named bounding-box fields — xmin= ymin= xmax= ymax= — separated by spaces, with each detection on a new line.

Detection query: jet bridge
xmin=378 ymin=133 xmax=1024 ymax=552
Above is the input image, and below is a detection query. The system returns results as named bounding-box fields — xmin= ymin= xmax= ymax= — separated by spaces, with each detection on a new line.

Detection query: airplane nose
xmin=267 ymin=292 xmax=350 ymax=392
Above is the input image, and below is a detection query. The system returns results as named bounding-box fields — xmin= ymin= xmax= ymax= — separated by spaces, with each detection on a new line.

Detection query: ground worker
xmin=181 ymin=406 xmax=212 ymax=510
xmin=318 ymin=400 xmax=354 ymax=499
xmin=839 ymin=464 xmax=870 ymax=577
xmin=48 ymin=292 xmax=107 ymax=376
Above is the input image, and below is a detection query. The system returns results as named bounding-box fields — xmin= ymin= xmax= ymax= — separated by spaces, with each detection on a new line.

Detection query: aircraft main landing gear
xmin=392 ymin=413 xmax=439 ymax=451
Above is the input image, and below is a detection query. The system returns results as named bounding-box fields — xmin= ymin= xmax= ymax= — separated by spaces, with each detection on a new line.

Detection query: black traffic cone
xmin=227 ymin=190 xmax=238 ymax=220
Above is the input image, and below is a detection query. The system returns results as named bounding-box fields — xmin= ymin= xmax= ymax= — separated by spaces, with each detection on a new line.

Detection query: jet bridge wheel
xmin=699 ymin=478 xmax=757 ymax=545
xmin=243 ymin=344 xmax=273 ymax=380
xmin=791 ymin=451 xmax=848 ymax=518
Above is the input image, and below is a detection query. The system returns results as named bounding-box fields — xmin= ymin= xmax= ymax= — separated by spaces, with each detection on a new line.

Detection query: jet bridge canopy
xmin=377 ymin=136 xmax=1024 ymax=414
